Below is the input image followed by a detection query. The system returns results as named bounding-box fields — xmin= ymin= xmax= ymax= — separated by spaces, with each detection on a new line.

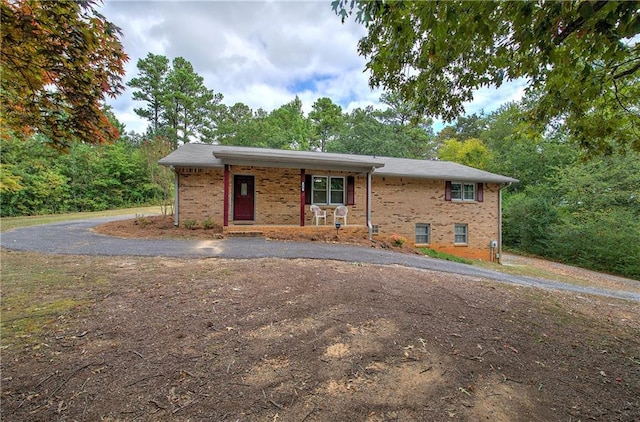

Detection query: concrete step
xmin=226 ymin=231 xmax=264 ymax=238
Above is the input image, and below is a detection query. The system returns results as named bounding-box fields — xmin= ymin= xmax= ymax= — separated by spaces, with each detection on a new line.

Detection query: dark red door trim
xmin=223 ymin=165 xmax=229 ymax=226
xmin=233 ymin=175 xmax=255 ymax=221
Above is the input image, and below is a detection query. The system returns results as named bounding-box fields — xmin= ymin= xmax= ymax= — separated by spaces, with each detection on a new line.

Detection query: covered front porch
xmin=214 ymin=146 xmax=383 ymax=232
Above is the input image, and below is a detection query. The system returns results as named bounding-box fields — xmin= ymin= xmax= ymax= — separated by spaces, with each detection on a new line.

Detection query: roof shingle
xmin=159 ymin=144 xmax=518 ymax=183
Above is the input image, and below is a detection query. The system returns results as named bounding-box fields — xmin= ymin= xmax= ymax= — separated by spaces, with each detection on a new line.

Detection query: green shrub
xmin=183 ymin=219 xmax=197 ymax=230
xmin=202 ymin=218 xmax=214 ymax=230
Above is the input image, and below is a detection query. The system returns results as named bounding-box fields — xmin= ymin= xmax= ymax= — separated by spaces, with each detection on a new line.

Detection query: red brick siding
xmin=304 ymin=171 xmax=367 ymax=226
xmin=371 ymin=176 xmax=500 ymax=260
xmin=176 ymin=168 xmax=224 ymax=226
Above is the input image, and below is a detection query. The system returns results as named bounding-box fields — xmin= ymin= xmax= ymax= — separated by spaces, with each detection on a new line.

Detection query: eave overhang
xmin=211 ymin=146 xmax=384 ymax=173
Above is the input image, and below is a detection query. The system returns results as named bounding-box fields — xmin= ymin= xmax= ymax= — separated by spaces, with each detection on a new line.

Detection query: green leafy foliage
xmin=437 ymin=138 xmax=492 ymax=170
xmin=264 ymin=97 xmax=312 ymax=150
xmin=309 ymin=97 xmax=344 ymax=152
xmin=333 ymin=0 xmax=640 ymax=155
xmin=503 ymin=188 xmax=560 ymax=257
xmin=436 ymin=102 xmax=639 ymax=279
xmin=1 ymin=0 xmax=128 ymax=147
xmin=128 ymin=55 xmax=223 ymax=147
xmin=503 ymin=151 xmax=640 ymax=279
xmin=327 ymin=106 xmax=395 ymax=156
xmin=0 ymin=132 xmax=171 ymax=217
xmin=326 ymin=92 xmax=437 ymax=158
xmin=128 ymin=53 xmax=170 ymax=134
xmin=183 ymin=219 xmax=197 ymax=230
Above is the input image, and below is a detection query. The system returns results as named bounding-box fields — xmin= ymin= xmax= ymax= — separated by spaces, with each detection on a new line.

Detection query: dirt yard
xmin=93 ymin=215 xmax=420 ymax=253
xmin=1 ymin=216 xmax=639 ymax=421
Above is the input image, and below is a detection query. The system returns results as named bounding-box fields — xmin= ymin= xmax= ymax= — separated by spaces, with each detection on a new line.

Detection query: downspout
xmin=172 ymin=166 xmax=179 ymax=226
xmin=300 ymin=169 xmax=306 ymax=226
xmin=498 ymin=182 xmax=512 ymax=264
xmin=367 ymin=168 xmax=373 ymax=240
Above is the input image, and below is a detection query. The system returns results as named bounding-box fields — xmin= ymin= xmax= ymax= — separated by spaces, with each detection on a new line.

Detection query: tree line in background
xmin=1 ymin=0 xmax=638 ymax=280
xmin=126 ymin=53 xmax=437 ymax=157
xmin=0 ymin=126 xmax=173 ymax=217
xmin=2 ymin=53 xmax=638 ymax=278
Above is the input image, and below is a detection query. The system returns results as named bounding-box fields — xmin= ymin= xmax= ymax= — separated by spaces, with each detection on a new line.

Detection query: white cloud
xmin=101 ymin=0 xmax=526 ymax=136
xmin=466 ymin=79 xmax=529 ymax=116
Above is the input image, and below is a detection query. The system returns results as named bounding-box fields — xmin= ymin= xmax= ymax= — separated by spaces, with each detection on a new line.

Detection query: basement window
xmin=415 ymin=223 xmax=430 ymax=245
xmin=454 ymin=224 xmax=468 ymax=245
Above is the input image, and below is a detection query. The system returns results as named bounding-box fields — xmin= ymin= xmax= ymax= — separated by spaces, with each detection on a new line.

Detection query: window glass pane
xmin=454 ymin=224 xmax=468 ymax=243
xmin=451 ymin=183 xmax=462 ymax=199
xmin=415 ymin=224 xmax=430 ymax=244
xmin=330 ymin=190 xmax=344 ymax=204
xmin=463 ymin=183 xmax=475 ymax=200
xmin=313 ymin=176 xmax=327 ymax=190
xmin=313 ymin=190 xmax=326 ymax=204
xmin=312 ymin=176 xmax=327 ymax=204
xmin=329 ymin=177 xmax=344 ymax=204
xmin=330 ymin=177 xmax=344 ymax=191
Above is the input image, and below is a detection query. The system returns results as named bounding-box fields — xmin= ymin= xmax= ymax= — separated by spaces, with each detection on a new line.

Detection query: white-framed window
xmin=312 ymin=176 xmax=345 ymax=205
xmin=451 ymin=182 xmax=476 ymax=201
xmin=415 ymin=223 xmax=430 ymax=244
xmin=454 ymin=224 xmax=468 ymax=244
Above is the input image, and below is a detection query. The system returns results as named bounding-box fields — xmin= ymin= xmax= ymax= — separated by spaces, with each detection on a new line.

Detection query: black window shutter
xmin=445 ymin=181 xmax=452 ymax=201
xmin=305 ymin=174 xmax=312 ymax=204
xmin=477 ymin=183 xmax=484 ymax=202
xmin=347 ymin=176 xmax=355 ymax=205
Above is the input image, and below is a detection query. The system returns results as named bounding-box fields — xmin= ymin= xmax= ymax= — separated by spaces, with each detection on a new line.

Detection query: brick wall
xmin=303 ymin=171 xmax=367 ymax=226
xmin=177 ymin=167 xmax=368 ymax=227
xmin=371 ymin=176 xmax=501 ymax=260
xmin=177 ymin=166 xmax=502 ymax=260
xmin=177 ymin=168 xmax=224 ymax=226
xmin=229 ymin=166 xmax=300 ymax=225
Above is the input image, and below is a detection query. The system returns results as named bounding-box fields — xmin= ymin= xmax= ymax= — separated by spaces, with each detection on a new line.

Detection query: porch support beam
xmin=300 ymin=169 xmax=306 ymax=226
xmin=223 ymin=165 xmax=229 ymax=227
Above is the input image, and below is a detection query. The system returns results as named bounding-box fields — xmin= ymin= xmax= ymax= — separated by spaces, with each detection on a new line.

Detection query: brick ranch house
xmin=159 ymin=144 xmax=518 ymax=262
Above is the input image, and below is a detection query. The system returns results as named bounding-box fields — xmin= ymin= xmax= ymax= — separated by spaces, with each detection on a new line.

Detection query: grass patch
xmin=0 ymin=251 xmax=111 ymax=349
xmin=0 ymin=205 xmax=163 ymax=232
xmin=419 ymin=248 xmax=473 ymax=264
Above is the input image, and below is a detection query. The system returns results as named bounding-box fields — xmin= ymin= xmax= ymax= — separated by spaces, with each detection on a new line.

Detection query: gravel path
xmin=2 ymin=215 xmax=639 ymax=302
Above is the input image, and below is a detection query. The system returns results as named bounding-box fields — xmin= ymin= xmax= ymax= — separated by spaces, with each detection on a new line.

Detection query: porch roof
xmin=210 ymin=145 xmax=384 ymax=172
xmin=159 ymin=144 xmax=518 ymax=183
xmin=158 ymin=143 xmax=224 ymax=168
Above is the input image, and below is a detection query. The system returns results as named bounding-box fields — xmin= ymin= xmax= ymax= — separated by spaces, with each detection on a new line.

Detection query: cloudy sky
xmin=100 ymin=0 xmax=527 ymax=135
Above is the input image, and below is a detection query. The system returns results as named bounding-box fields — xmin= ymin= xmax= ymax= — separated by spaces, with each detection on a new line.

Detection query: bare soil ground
xmin=2 ymin=216 xmax=639 ymax=421
xmin=93 ymin=215 xmax=421 ymax=254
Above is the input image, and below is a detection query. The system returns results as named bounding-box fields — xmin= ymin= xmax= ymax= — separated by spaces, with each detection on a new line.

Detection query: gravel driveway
xmin=2 ymin=215 xmax=639 ymax=302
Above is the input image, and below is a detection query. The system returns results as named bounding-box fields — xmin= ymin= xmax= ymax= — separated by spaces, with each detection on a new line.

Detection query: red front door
xmin=233 ymin=175 xmax=255 ymax=221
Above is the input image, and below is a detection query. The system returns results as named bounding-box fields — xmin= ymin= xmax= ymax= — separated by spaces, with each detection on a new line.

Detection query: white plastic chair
xmin=310 ymin=205 xmax=327 ymax=225
xmin=334 ymin=205 xmax=348 ymax=226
